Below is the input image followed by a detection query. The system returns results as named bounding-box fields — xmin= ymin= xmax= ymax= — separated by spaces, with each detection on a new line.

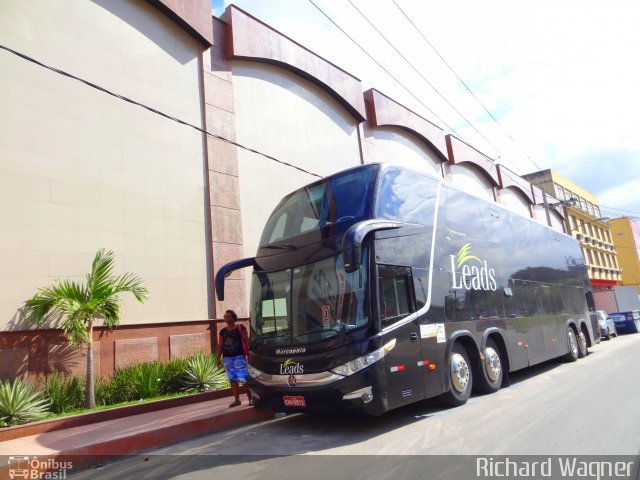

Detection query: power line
xmin=0 ymin=44 xmax=323 ymax=179
xmin=391 ymin=0 xmax=543 ymax=172
xmin=599 ymin=204 xmax=640 ymax=216
xmin=306 ymin=0 xmax=474 ymax=149
xmin=346 ymin=0 xmax=503 ymax=157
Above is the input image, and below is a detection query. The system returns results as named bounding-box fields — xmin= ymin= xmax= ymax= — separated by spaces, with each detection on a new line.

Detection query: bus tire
xmin=440 ymin=343 xmax=473 ymax=407
xmin=577 ymin=328 xmax=588 ymax=358
xmin=564 ymin=327 xmax=579 ymax=362
xmin=476 ymin=338 xmax=503 ymax=394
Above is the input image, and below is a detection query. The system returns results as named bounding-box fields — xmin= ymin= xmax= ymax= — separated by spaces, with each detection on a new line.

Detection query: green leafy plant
xmin=43 ymin=373 xmax=84 ymax=414
xmin=131 ymin=361 xmax=164 ymax=399
xmin=23 ymin=249 xmax=149 ymax=409
xmin=181 ymin=353 xmax=229 ymax=393
xmin=95 ymin=368 xmax=137 ymax=405
xmin=95 ymin=376 xmax=126 ymax=406
xmin=160 ymin=357 xmax=189 ymax=394
xmin=0 ymin=379 xmax=49 ymax=426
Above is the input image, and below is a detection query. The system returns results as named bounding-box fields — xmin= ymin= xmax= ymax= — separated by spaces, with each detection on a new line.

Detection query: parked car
xmin=609 ymin=310 xmax=640 ymax=334
xmin=596 ymin=310 xmax=617 ymax=340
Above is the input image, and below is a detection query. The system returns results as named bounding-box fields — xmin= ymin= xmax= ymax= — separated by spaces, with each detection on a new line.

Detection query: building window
xmin=564 ymin=189 xmax=573 ymax=202
xmin=594 ymin=205 xmax=601 ymax=218
xmin=587 ymin=202 xmax=594 ymax=216
xmin=555 ymin=184 xmax=564 ymax=200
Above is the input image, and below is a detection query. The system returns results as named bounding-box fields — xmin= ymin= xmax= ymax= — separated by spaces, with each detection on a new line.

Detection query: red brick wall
xmin=0 ymin=319 xmax=248 ymax=382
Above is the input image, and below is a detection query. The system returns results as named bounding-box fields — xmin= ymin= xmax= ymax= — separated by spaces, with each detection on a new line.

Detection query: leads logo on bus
xmin=280 ymin=358 xmax=304 ymax=375
xmin=450 ymin=243 xmax=497 ymax=291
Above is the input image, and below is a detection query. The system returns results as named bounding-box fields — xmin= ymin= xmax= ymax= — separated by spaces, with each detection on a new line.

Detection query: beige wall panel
xmin=449 ymin=165 xmax=494 ymax=201
xmin=532 ymin=205 xmax=565 ymax=233
xmin=549 ymin=211 xmax=566 ymax=232
xmin=368 ymin=127 xmax=442 ymax=176
xmin=231 ymin=61 xmax=362 ymax=300
xmin=499 ymin=188 xmax=531 ymax=218
xmin=0 ymin=0 xmax=209 ymax=330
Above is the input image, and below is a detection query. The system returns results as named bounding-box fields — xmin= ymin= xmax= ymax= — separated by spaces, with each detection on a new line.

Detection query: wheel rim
xmin=579 ymin=331 xmax=587 ymax=352
xmin=568 ymin=330 xmax=578 ymax=357
xmin=450 ymin=353 xmax=470 ymax=393
xmin=484 ymin=347 xmax=501 ymax=382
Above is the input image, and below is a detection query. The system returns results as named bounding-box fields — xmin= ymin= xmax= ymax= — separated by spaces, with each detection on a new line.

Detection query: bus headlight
xmin=330 ymin=338 xmax=396 ymax=377
xmin=247 ymin=364 xmax=263 ymax=379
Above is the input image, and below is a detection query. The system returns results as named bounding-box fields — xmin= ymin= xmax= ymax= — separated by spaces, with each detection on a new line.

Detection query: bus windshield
xmin=250 ymin=252 xmax=370 ymax=347
xmin=259 ymin=166 xmax=377 ymax=247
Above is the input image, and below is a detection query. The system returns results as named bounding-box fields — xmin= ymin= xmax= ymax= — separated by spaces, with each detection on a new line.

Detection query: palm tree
xmin=23 ymin=249 xmax=148 ymax=409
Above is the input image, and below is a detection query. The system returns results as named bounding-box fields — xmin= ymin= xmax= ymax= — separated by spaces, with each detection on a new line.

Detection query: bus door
xmin=378 ymin=265 xmax=426 ymax=409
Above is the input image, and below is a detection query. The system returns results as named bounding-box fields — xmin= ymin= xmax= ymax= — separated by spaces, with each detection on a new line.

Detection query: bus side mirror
xmin=215 ymin=257 xmax=257 ymax=301
xmin=342 ymin=220 xmax=403 ymax=273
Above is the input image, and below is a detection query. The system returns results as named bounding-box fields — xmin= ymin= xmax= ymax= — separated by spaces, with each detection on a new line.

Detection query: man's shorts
xmin=223 ymin=355 xmax=248 ymax=383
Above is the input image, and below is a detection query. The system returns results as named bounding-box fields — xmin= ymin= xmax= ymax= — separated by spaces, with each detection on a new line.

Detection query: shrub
xmin=160 ymin=357 xmax=189 ymax=394
xmin=95 ymin=370 xmax=136 ymax=405
xmin=130 ymin=361 xmax=165 ymax=399
xmin=0 ymin=379 xmax=49 ymax=426
xmin=43 ymin=373 xmax=85 ymax=414
xmin=181 ymin=354 xmax=229 ymax=393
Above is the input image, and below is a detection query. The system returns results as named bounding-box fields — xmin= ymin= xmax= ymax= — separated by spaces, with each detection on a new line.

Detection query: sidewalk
xmin=0 ymin=395 xmax=274 ymax=475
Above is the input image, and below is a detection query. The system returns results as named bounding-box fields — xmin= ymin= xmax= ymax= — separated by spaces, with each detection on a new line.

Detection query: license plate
xmin=283 ymin=395 xmax=306 ymax=407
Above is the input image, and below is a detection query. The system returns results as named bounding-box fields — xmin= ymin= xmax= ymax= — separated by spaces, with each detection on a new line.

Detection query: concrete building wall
xmin=449 ymin=165 xmax=495 ymax=200
xmin=610 ymin=217 xmax=640 ymax=292
xmin=367 ymin=127 xmax=443 ymax=176
xmin=498 ymin=188 xmax=531 ymax=218
xmin=231 ymin=61 xmax=363 ymax=299
xmin=232 ymin=61 xmax=362 ymax=256
xmin=0 ymin=0 xmax=209 ymax=331
xmin=0 ymin=1 xmax=581 ymax=381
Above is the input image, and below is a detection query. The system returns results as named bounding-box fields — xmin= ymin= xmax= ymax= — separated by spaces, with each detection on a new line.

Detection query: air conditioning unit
xmin=575 ymin=233 xmax=583 ymax=240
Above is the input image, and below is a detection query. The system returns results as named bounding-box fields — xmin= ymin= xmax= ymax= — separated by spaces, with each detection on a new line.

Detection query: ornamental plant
xmin=23 ymin=249 xmax=148 ymax=409
xmin=181 ymin=353 xmax=229 ymax=393
xmin=0 ymin=379 xmax=49 ymax=426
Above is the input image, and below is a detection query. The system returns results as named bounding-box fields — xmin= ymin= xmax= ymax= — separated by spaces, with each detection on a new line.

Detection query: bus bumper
xmin=248 ymin=369 xmax=387 ymax=415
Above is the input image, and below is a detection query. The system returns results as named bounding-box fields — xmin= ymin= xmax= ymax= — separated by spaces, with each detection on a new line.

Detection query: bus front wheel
xmin=565 ymin=327 xmax=579 ymax=362
xmin=440 ymin=343 xmax=473 ymax=407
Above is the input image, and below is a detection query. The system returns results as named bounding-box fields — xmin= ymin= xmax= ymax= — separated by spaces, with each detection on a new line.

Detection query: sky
xmin=211 ymin=0 xmax=639 ymax=219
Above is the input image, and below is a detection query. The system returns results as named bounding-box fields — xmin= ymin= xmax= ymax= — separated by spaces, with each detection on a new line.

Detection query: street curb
xmin=0 ymin=388 xmax=242 ymax=442
xmin=0 ymin=405 xmax=275 ymax=476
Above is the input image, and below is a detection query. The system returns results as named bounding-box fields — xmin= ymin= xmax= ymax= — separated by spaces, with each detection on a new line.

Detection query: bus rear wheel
xmin=476 ymin=338 xmax=503 ymax=394
xmin=439 ymin=343 xmax=473 ymax=407
xmin=564 ymin=327 xmax=579 ymax=362
xmin=577 ymin=328 xmax=588 ymax=358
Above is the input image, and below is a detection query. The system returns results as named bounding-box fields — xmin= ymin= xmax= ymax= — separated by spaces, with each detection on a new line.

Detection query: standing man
xmin=217 ymin=309 xmax=253 ymax=407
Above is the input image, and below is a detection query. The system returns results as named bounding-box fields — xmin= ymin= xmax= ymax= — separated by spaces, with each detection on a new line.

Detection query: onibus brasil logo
xmin=7 ymin=456 xmax=72 ymax=479
xmin=450 ymin=243 xmax=497 ymax=291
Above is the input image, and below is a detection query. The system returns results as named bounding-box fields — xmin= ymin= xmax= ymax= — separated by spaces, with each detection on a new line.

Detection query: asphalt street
xmin=73 ymin=333 xmax=640 ymax=479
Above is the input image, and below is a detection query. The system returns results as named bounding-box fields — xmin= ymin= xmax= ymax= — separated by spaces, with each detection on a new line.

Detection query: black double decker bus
xmin=215 ymin=163 xmax=597 ymax=415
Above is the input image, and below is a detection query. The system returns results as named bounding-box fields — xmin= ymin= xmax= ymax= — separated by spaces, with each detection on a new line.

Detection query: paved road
xmin=74 ymin=334 xmax=640 ymax=479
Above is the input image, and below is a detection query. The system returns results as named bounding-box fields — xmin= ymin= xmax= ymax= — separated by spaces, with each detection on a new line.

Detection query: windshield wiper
xmin=262 ymin=244 xmax=298 ymax=251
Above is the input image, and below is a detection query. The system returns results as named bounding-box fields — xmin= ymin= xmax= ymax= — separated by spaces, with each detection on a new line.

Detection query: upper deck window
xmin=376 ymin=168 xmax=439 ymax=224
xmin=259 ymin=166 xmax=377 ymax=246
